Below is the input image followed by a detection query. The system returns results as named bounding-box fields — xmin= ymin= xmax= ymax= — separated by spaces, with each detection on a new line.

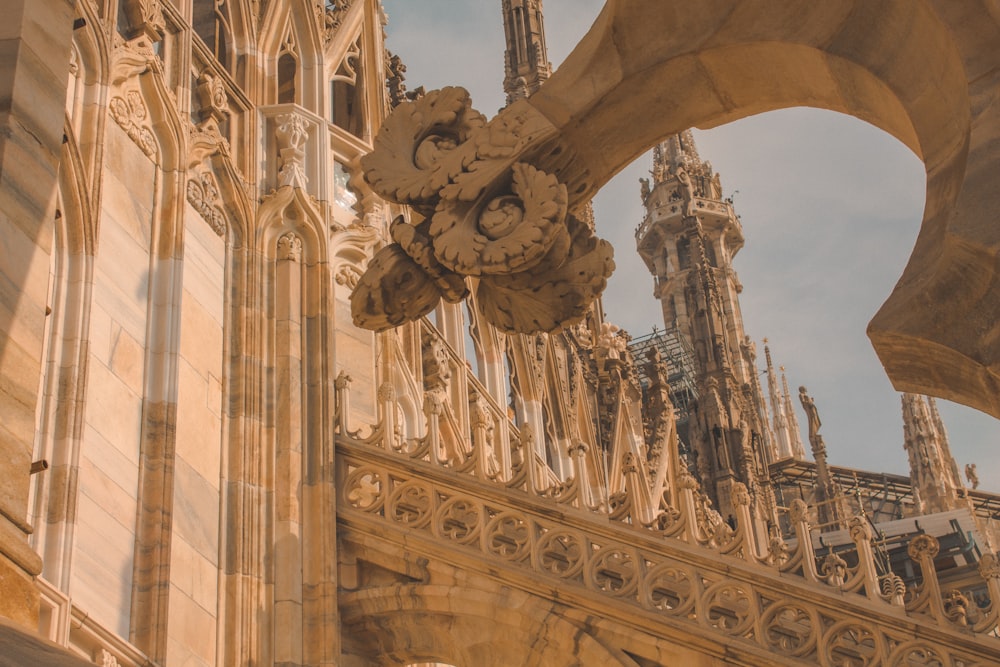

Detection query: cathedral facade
xmin=2 ymin=0 xmax=1000 ymax=665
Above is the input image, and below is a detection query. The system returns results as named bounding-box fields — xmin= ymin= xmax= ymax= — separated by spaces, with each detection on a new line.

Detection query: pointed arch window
xmin=278 ymin=32 xmax=298 ymax=104
xmin=193 ymin=0 xmax=233 ymax=70
xmin=330 ymin=36 xmax=364 ymax=137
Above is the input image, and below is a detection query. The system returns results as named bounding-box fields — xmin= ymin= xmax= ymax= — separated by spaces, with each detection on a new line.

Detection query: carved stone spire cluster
xmin=635 ymin=130 xmax=774 ymax=529
xmin=501 ymin=0 xmax=552 ymax=105
xmin=654 ymin=130 xmax=709 ymax=182
xmin=780 ymin=365 xmax=806 ymax=457
xmin=902 ymin=393 xmax=965 ymax=513
xmin=763 ymin=342 xmax=804 ymax=460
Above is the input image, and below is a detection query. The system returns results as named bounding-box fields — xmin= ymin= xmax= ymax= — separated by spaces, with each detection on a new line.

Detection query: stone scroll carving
xmin=351 ymin=87 xmax=615 ymax=334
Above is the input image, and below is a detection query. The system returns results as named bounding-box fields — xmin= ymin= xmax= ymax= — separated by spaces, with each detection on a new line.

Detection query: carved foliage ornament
xmin=352 ymin=87 xmax=615 ymax=334
xmin=110 ymin=90 xmax=157 ymax=158
xmin=187 ymin=171 xmax=226 ymax=236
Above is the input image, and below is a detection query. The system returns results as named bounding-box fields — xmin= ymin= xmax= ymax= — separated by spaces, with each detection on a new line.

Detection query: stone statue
xmin=597 ymin=322 xmax=627 ymax=361
xmin=966 ymin=463 xmax=980 ymax=490
xmin=798 ymin=386 xmax=821 ymax=441
xmin=676 ymin=166 xmax=696 ymax=218
xmin=639 ymin=177 xmax=650 ymax=202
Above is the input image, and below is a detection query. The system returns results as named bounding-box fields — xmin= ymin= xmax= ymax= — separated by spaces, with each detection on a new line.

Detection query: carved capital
xmin=277 ymin=233 xmax=303 ymax=262
xmin=978 ymin=552 xmax=1000 ymax=580
xmin=275 ymin=113 xmax=310 ymax=189
xmin=352 ymin=87 xmax=614 ymax=334
xmin=788 ymin=499 xmax=810 ymax=524
xmin=847 ymin=516 xmax=872 ymax=543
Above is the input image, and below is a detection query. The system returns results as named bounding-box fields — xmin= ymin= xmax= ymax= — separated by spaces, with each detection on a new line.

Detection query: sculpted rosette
xmin=360 ymin=87 xmax=485 ymax=210
xmin=430 ymin=162 xmax=569 ymax=275
xmin=477 ymin=214 xmax=615 ymax=333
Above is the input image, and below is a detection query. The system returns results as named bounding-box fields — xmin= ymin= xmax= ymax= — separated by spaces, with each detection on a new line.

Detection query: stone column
xmin=0 ymin=0 xmax=75 ymax=629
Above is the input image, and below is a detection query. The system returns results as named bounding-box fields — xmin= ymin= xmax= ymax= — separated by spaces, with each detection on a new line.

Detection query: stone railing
xmin=336 ymin=436 xmax=1000 ymax=666
xmin=334 ymin=372 xmax=1000 ymax=663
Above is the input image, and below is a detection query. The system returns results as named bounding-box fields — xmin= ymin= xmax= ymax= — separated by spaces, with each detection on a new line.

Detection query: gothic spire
xmin=763 ymin=341 xmax=796 ymax=460
xmin=501 ymin=0 xmax=552 ymax=105
xmin=901 ymin=393 xmax=964 ymax=513
xmin=780 ymin=366 xmax=806 ymax=458
xmin=653 ymin=129 xmax=711 ymax=183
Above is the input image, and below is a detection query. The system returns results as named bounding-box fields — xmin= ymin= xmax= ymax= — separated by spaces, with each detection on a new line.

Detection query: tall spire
xmin=636 ymin=128 xmax=774 ymax=532
xmin=780 ymin=366 xmax=806 ymax=458
xmin=654 ymin=130 xmax=709 ymax=182
xmin=902 ymin=393 xmax=964 ymax=513
xmin=501 ymin=0 xmax=552 ymax=105
xmin=764 ymin=341 xmax=796 ymax=460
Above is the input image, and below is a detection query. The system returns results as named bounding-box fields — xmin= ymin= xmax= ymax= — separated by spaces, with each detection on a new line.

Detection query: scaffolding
xmin=628 ymin=327 xmax=699 ymax=421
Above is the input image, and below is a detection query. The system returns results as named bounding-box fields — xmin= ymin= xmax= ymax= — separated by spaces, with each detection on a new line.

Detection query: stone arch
xmin=525 ymin=0 xmax=998 ymax=417
xmin=258 ymin=0 xmax=324 ymax=109
xmin=103 ymin=38 xmax=192 ymax=661
xmin=218 ymin=185 xmax=338 ymax=665
xmin=341 ymin=584 xmax=631 ymax=667
xmin=28 ymin=120 xmax=99 ymax=593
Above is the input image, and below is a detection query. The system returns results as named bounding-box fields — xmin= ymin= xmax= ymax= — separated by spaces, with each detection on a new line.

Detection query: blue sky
xmin=381 ymin=0 xmax=1000 ymax=491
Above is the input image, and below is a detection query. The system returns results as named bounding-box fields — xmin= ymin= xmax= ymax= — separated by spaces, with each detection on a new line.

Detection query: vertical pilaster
xmin=0 ymin=0 xmax=75 ymax=629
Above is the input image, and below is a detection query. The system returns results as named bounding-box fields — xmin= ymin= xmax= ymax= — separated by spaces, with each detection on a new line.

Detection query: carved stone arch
xmin=66 ymin=0 xmax=112 ymax=175
xmin=324 ymin=6 xmax=368 ymax=139
xmin=520 ymin=0 xmax=995 ymax=415
xmin=187 ymin=126 xmax=253 ymax=244
xmin=258 ymin=0 xmax=324 ymax=109
xmin=104 ymin=35 xmax=191 ymax=663
xmin=330 ymin=224 xmax=379 ymax=293
xmin=256 ymin=186 xmax=327 ymax=263
xmin=28 ymin=122 xmax=101 ymax=591
xmin=341 ymin=584 xmax=631 ymax=666
xmin=386 ymin=335 xmax=425 ymax=442
xmin=108 ymin=40 xmax=188 ymax=174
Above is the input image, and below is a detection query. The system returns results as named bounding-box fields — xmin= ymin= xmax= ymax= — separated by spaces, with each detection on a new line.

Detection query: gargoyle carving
xmin=352 ymin=86 xmax=614 ymax=334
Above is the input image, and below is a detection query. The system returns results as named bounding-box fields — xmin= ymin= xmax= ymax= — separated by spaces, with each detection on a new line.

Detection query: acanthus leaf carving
xmin=352 ymin=87 xmax=614 ymax=334
xmin=186 ymin=170 xmax=227 ymax=236
xmin=196 ymin=70 xmax=229 ymax=122
xmin=109 ymin=90 xmax=158 ymax=158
